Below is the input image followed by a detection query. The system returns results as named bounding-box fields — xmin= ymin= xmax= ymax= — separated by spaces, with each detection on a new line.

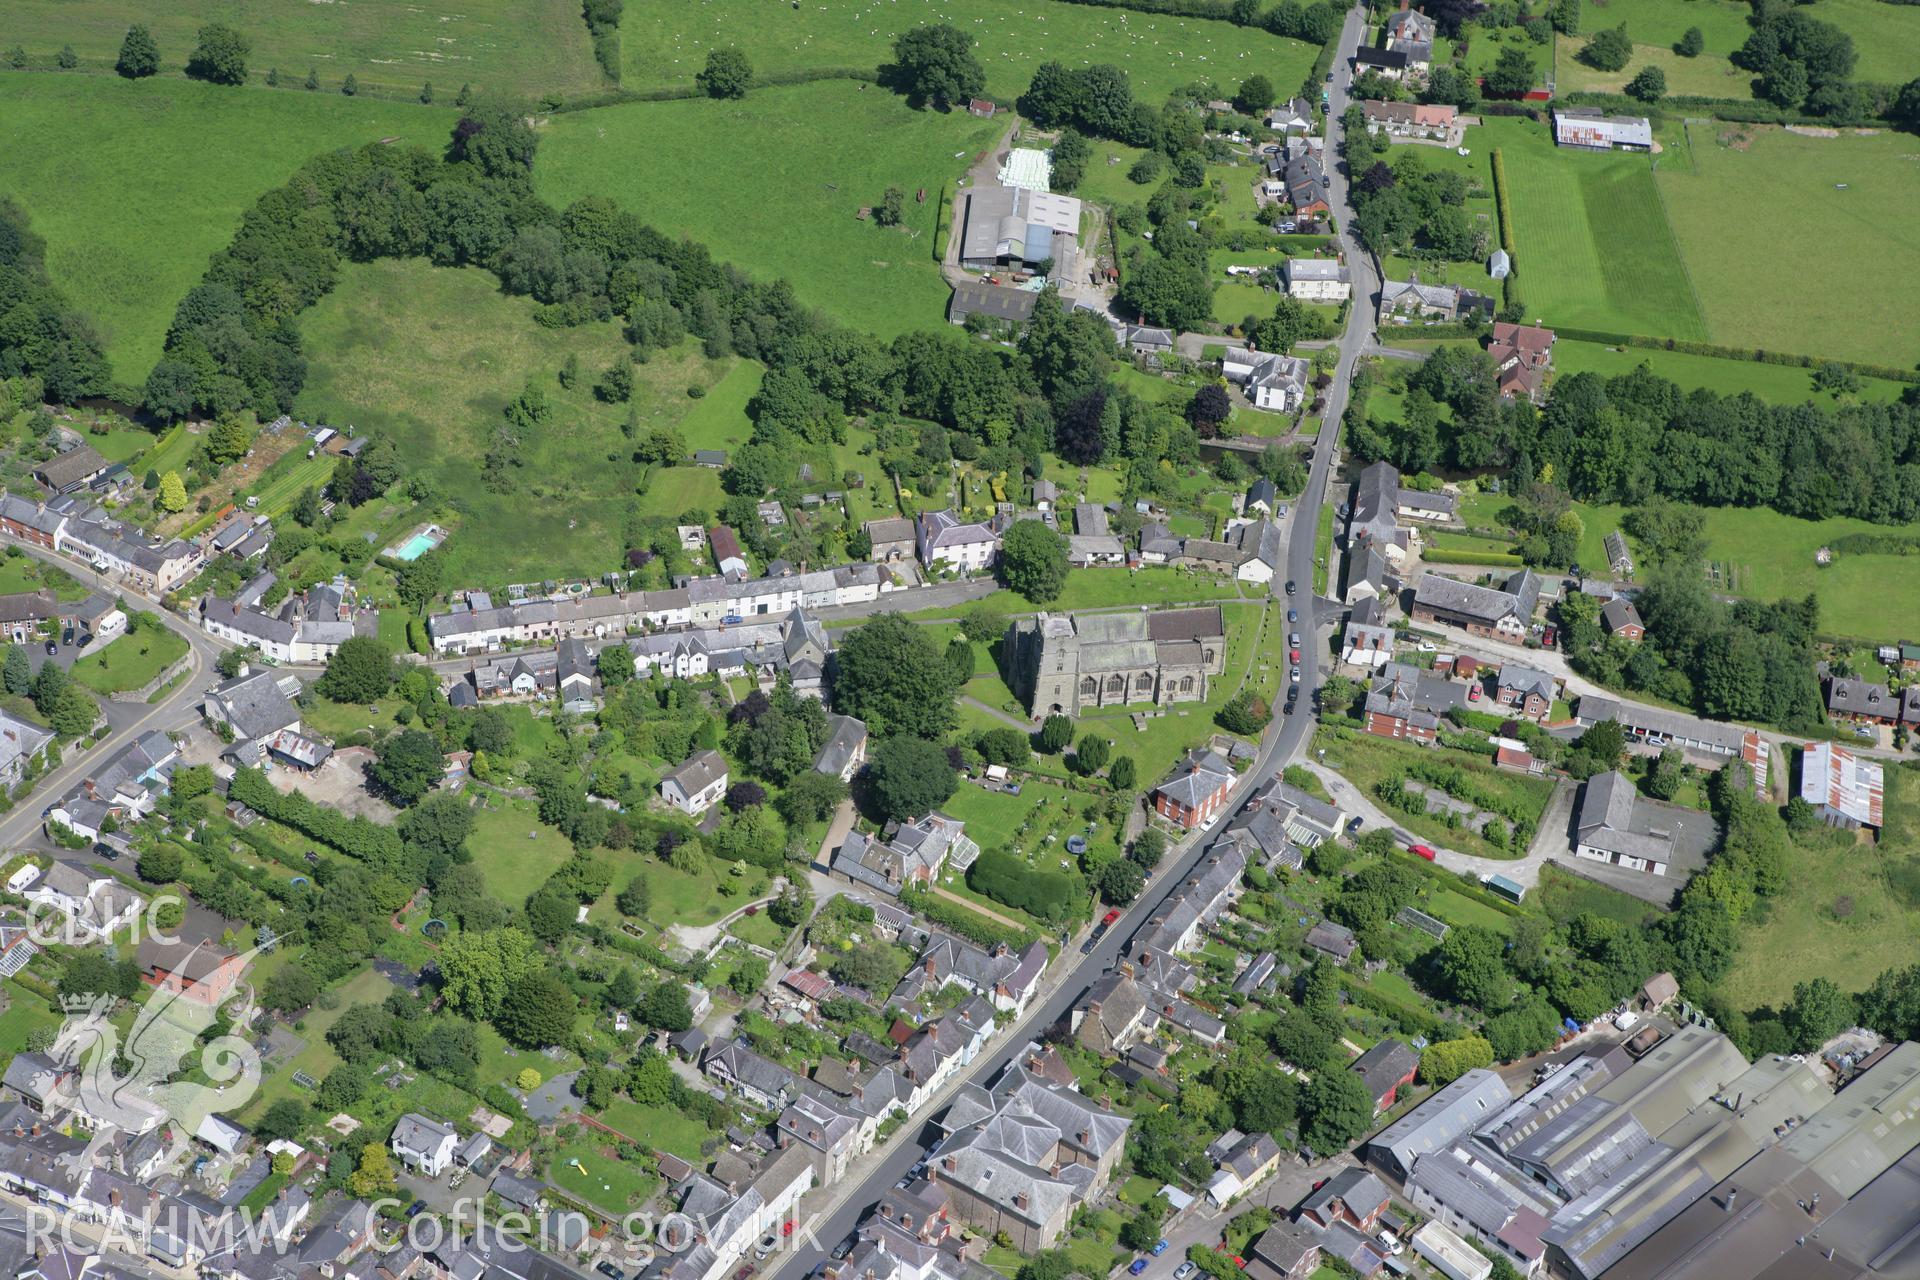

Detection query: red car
xmin=1468 ymin=686 xmax=1482 ymax=702
xmin=1288 ymin=648 xmax=1300 ymax=663
xmin=1102 ymin=909 xmax=1121 ymax=928
xmin=1408 ymin=844 xmax=1438 ymax=861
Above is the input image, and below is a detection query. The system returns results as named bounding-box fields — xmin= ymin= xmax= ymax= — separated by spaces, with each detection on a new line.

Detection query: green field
xmin=618 ymin=0 xmax=1318 ymax=102
xmin=1657 ymin=126 xmax=1920 ymax=368
xmin=1485 ymin=117 xmax=1705 ymax=340
xmin=1459 ymin=490 xmax=1918 ymax=642
xmin=468 ymin=799 xmax=582 ymax=906
xmin=535 ymin=82 xmax=1001 ymax=337
xmin=0 ymin=0 xmax=602 ymax=99
xmin=1720 ymin=766 xmax=1920 ymax=1010
xmin=296 ymin=258 xmax=744 ymax=584
xmin=1567 ymin=0 xmax=1920 ymax=88
xmin=70 ymin=627 xmax=188 ymax=694
xmin=1552 ymin=339 xmax=1911 ymax=405
xmin=0 ymin=74 xmax=452 ymax=383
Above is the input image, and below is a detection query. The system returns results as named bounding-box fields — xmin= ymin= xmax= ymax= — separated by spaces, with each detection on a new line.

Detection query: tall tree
xmin=866 ymin=735 xmax=959 ymax=822
xmin=696 ymin=47 xmax=752 ymax=99
xmin=887 ymin=24 xmax=985 ymax=109
xmin=999 ymin=520 xmax=1069 ymax=604
xmin=185 ymin=23 xmax=250 ymax=85
xmin=831 ymin=613 xmax=959 ymax=739
xmin=116 ymin=24 xmax=160 ymax=78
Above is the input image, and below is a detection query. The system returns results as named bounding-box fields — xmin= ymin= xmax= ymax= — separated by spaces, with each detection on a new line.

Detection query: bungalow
xmin=692 ymin=450 xmax=728 ymax=468
xmin=1304 ymin=919 xmax=1357 ymax=961
xmin=1495 ymin=665 xmax=1558 ymax=720
xmin=25 ymin=863 xmax=143 ymax=943
xmin=1411 ymin=569 xmax=1542 ymax=643
xmin=1798 ymin=741 xmax=1883 ymax=830
xmin=1152 ymin=749 xmax=1236 ymax=830
xmin=1283 ymin=257 xmax=1352 ymax=303
xmin=34 ymin=446 xmax=110 ymax=494
xmin=917 ymin=509 xmax=998 ymax=573
xmin=1351 ymin=1038 xmax=1420 ymax=1113
xmin=709 ymin=526 xmax=748 ymax=577
xmin=1488 ymin=323 xmax=1555 ymax=403
xmin=661 ymin=748 xmax=729 ymax=816
xmin=1574 ymin=770 xmax=1675 ymax=875
xmin=1600 ymin=596 xmax=1644 ymax=641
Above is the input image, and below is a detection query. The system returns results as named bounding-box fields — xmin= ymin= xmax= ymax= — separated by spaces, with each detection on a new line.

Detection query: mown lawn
xmin=297 ymin=259 xmax=742 ymax=585
xmin=1657 ymin=126 xmax=1920 ymax=367
xmin=70 ymin=626 xmax=188 ymax=694
xmin=549 ymin=1137 xmax=661 ymax=1217
xmin=467 ymin=799 xmax=579 ymax=907
xmin=1482 ymin=116 xmax=1705 ymax=341
xmin=0 ymin=75 xmax=452 ymax=382
xmin=597 ymin=1100 xmax=717 ymax=1161
xmin=618 ymin=0 xmax=1317 ymax=101
xmin=536 ymin=82 xmax=1002 ymax=338
xmin=1534 ymin=863 xmax=1665 ymax=930
xmin=0 ymin=0 xmax=603 ymax=99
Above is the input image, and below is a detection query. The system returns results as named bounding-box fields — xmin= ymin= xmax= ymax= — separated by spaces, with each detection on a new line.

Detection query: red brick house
xmin=137 ymin=938 xmax=246 ymax=1007
xmin=1495 ymin=665 xmax=1558 ymax=721
xmin=1151 ymin=750 xmax=1235 ymax=830
xmin=1601 ymin=596 xmax=1644 ymax=642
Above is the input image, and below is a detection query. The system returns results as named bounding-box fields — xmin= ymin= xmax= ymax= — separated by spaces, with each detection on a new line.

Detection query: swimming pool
xmin=388 ymin=524 xmax=445 ymax=561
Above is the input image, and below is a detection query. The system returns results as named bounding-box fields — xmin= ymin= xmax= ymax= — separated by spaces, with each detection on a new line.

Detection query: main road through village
xmin=768 ymin=7 xmax=1380 ymax=1274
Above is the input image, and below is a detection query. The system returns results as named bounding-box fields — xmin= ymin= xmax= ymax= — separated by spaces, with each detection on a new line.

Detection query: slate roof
xmin=662 ymin=748 xmax=728 ymax=796
xmin=814 ymin=714 xmax=868 ymax=778
xmin=1351 ymin=1038 xmax=1419 ymax=1101
xmin=1414 ymin=568 xmax=1541 ymax=627
xmin=1601 ymin=597 xmax=1643 ymax=633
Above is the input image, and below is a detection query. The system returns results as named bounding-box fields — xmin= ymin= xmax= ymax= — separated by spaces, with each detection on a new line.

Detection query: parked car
xmin=1283 ymin=701 xmax=1295 ymax=716
xmin=406 ymin=1201 xmax=428 ymax=1218
xmin=1152 ymin=1241 xmax=1171 ymax=1257
xmin=1290 ymin=667 xmax=1301 ymax=684
xmin=1468 ymin=686 xmax=1481 ymax=702
xmin=1174 ymin=1266 xmax=1196 ymax=1280
xmin=1288 ymin=632 xmax=1301 ymax=646
xmin=1285 ymin=579 xmax=1297 ymax=596
xmin=1128 ymin=1261 xmax=1150 ymax=1276
xmin=1289 ymin=648 xmax=1301 ymax=663
xmin=1286 ymin=608 xmax=1298 ymax=624
xmin=1408 ymin=844 xmax=1438 ymax=861
xmin=831 ymin=1240 xmax=854 ymax=1261
xmin=755 ymin=1235 xmax=779 ymax=1260
xmin=1377 ymin=1233 xmax=1403 ymax=1257
xmin=44 ymin=641 xmax=56 ymax=655
xmin=597 ymin=1264 xmax=626 ymax=1280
